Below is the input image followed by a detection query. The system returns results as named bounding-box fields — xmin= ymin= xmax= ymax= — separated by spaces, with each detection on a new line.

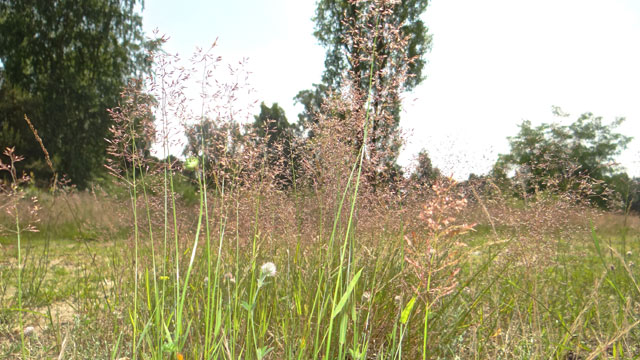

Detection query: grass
xmin=0 ymin=189 xmax=639 ymax=359
xmin=1 ymin=2 xmax=639 ymax=358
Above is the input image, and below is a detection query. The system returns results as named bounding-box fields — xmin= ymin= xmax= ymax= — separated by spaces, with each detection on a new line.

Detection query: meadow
xmin=1 ymin=167 xmax=639 ymax=359
xmin=1 ymin=5 xmax=639 ymax=358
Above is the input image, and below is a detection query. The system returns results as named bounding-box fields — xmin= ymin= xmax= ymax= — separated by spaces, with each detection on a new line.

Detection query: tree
xmin=0 ymin=72 xmax=50 ymax=183
xmin=253 ymin=103 xmax=294 ymax=148
xmin=293 ymin=82 xmax=329 ymax=138
xmin=183 ymin=118 xmax=244 ymax=184
xmin=0 ymin=0 xmax=155 ymax=187
xmin=313 ymin=0 xmax=430 ymax=91
xmin=183 ymin=103 xmax=298 ymax=189
xmin=410 ymin=149 xmax=441 ymax=187
xmin=607 ymin=173 xmax=640 ymax=213
xmin=631 ymin=177 xmax=640 ymax=214
xmin=495 ymin=112 xmax=632 ymax=201
xmin=295 ymin=0 xmax=431 ymax=183
xmin=252 ymin=102 xmax=298 ymax=187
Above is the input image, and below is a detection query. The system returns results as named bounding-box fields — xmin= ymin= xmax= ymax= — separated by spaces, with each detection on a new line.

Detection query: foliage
xmin=295 ymin=0 xmax=431 ymax=184
xmin=252 ymin=102 xmax=298 ymax=188
xmin=252 ymin=102 xmax=295 ymax=147
xmin=0 ymin=78 xmax=54 ymax=186
xmin=608 ymin=173 xmax=640 ymax=214
xmin=313 ymin=0 xmax=430 ymax=91
xmin=631 ymin=177 xmax=640 ymax=214
xmin=0 ymin=0 xmax=156 ymax=188
xmin=183 ymin=118 xmax=245 ymax=186
xmin=292 ymin=83 xmax=329 ymax=139
xmin=494 ymin=112 xmax=632 ymax=202
xmin=410 ymin=149 xmax=441 ymax=187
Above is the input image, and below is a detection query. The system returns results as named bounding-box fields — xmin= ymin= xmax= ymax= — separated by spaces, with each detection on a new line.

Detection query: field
xmin=1 ymin=6 xmax=638 ymax=358
xmin=2 ymin=0 xmax=639 ymax=359
xmin=1 ymin=180 xmax=639 ymax=359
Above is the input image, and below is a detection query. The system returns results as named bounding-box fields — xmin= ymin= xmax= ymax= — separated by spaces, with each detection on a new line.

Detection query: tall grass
xmin=2 ymin=145 xmax=640 ymax=359
xmin=2 ymin=1 xmax=640 ymax=359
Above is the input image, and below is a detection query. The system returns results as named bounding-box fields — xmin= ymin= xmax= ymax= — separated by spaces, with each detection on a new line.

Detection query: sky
xmin=142 ymin=0 xmax=640 ymax=179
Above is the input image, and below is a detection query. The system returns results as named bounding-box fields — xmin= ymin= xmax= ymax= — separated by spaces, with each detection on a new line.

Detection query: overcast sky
xmin=143 ymin=0 xmax=640 ymax=179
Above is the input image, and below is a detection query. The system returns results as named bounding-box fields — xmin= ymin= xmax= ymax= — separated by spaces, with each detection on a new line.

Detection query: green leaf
xmin=257 ymin=346 xmax=273 ymax=360
xmin=331 ymin=268 xmax=363 ymax=319
xmin=339 ymin=314 xmax=348 ymax=345
xmin=240 ymin=301 xmax=253 ymax=312
xmin=401 ymin=296 xmax=417 ymax=324
xmin=161 ymin=340 xmax=177 ymax=353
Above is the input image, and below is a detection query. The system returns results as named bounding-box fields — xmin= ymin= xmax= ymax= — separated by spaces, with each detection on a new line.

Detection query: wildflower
xmin=627 ymin=250 xmax=633 ymax=257
xmin=260 ymin=262 xmax=277 ymax=278
xmin=361 ymin=291 xmax=371 ymax=302
xmin=224 ymin=272 xmax=236 ymax=283
xmin=23 ymin=326 xmax=35 ymax=337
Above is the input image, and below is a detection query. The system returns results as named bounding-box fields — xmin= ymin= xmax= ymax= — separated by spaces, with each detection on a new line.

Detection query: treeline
xmin=1 ymin=0 xmax=637 ymax=213
xmin=176 ymin=104 xmax=639 ymax=213
xmin=0 ymin=0 xmax=159 ymax=187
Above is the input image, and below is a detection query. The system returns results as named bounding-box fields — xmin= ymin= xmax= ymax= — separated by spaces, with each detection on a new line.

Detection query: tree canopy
xmin=494 ymin=112 xmax=632 ymax=198
xmin=0 ymin=0 xmax=155 ymax=187
xmin=410 ymin=149 xmax=441 ymax=187
xmin=183 ymin=118 xmax=243 ymax=176
xmin=252 ymin=102 xmax=295 ymax=148
xmin=252 ymin=102 xmax=298 ymax=188
xmin=295 ymin=0 xmax=431 ymax=185
xmin=313 ymin=0 xmax=430 ymax=91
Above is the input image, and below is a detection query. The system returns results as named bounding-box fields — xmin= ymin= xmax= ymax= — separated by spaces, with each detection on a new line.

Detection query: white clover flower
xmin=260 ymin=262 xmax=277 ymax=278
xmin=23 ymin=326 xmax=35 ymax=337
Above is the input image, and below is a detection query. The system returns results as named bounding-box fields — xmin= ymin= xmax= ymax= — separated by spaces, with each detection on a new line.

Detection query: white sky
xmin=142 ymin=0 xmax=640 ymax=179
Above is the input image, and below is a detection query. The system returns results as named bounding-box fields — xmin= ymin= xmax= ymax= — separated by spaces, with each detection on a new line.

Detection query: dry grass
xmin=2 ymin=1 xmax=640 ymax=358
